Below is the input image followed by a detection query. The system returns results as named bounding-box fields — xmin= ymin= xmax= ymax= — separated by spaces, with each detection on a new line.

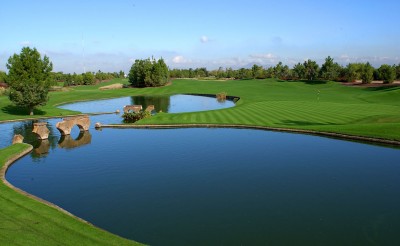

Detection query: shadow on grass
xmin=281 ymin=120 xmax=337 ymax=126
xmin=363 ymin=85 xmax=400 ymax=92
xmin=277 ymin=79 xmax=328 ymax=85
xmin=1 ymin=105 xmax=46 ymax=116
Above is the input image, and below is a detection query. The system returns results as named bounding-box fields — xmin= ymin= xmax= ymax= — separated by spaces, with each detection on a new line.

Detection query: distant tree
xmin=6 ymin=47 xmax=53 ymax=115
xmin=345 ymin=63 xmax=361 ymax=82
xmin=320 ymin=56 xmax=342 ymax=81
xmin=292 ymin=63 xmax=305 ymax=80
xmin=303 ymin=59 xmax=319 ymax=80
xmin=129 ymin=57 xmax=169 ymax=87
xmin=264 ymin=67 xmax=275 ymax=78
xmin=215 ymin=67 xmax=227 ymax=79
xmin=0 ymin=70 xmax=7 ymax=83
xmin=378 ymin=64 xmax=396 ymax=84
xmin=226 ymin=67 xmax=236 ymax=79
xmin=119 ymin=70 xmax=125 ymax=78
xmin=194 ymin=67 xmax=208 ymax=78
xmin=251 ymin=64 xmax=263 ymax=79
xmin=64 ymin=74 xmax=73 ymax=87
xmin=72 ymin=73 xmax=83 ymax=85
xmin=82 ymin=72 xmax=95 ymax=85
xmin=360 ymin=62 xmax=374 ymax=84
xmin=395 ymin=63 xmax=400 ymax=80
xmin=236 ymin=68 xmax=253 ymax=79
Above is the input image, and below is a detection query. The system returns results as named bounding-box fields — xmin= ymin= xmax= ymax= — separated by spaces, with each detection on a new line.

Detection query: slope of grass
xmin=0 ymin=144 xmax=141 ymax=246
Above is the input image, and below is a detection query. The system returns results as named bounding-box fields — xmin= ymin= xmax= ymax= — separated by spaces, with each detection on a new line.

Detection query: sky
xmin=1 ymin=0 xmax=399 ymax=73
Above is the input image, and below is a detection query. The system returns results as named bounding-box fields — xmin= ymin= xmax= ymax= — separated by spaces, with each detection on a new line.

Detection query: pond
xmin=57 ymin=94 xmax=236 ymax=124
xmin=3 ymin=113 xmax=400 ymax=246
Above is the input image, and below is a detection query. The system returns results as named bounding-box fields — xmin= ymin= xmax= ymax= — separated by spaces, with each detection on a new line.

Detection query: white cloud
xmin=200 ymin=35 xmax=209 ymax=43
xmin=172 ymin=55 xmax=191 ymax=64
xmin=249 ymin=53 xmax=277 ymax=60
xmin=20 ymin=41 xmax=31 ymax=46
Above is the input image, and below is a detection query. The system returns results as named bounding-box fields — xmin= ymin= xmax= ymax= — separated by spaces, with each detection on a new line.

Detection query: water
xmin=4 ymin=123 xmax=400 ymax=245
xmin=58 ymin=94 xmax=235 ymax=113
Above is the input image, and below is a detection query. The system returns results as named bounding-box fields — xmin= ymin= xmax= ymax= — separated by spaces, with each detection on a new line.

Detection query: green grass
xmin=0 ymin=144 xmax=141 ymax=245
xmin=0 ymin=78 xmax=399 ymax=244
xmin=1 ymin=78 xmax=400 ymax=140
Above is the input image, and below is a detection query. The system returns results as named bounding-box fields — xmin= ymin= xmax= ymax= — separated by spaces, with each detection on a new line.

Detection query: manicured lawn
xmin=1 ymin=78 xmax=400 ymax=140
xmin=0 ymin=144 xmax=141 ymax=245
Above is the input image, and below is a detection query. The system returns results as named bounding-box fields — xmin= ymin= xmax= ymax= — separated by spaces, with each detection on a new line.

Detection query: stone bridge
xmin=56 ymin=115 xmax=90 ymax=135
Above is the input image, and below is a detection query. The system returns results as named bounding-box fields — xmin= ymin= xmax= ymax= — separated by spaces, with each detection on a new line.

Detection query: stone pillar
xmin=12 ymin=134 xmax=24 ymax=144
xmin=32 ymin=122 xmax=50 ymax=140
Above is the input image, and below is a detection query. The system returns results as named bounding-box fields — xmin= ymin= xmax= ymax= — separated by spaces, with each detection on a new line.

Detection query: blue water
xmin=4 ymin=124 xmax=400 ymax=245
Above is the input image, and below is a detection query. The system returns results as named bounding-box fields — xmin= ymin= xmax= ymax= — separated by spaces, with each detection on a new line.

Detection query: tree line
xmin=170 ymin=56 xmax=400 ymax=84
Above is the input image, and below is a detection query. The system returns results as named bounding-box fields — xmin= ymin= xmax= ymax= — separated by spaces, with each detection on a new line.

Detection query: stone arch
xmin=56 ymin=115 xmax=90 ymax=136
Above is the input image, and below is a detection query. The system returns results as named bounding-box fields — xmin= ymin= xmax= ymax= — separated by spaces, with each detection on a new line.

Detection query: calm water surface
xmin=2 ymin=96 xmax=400 ymax=245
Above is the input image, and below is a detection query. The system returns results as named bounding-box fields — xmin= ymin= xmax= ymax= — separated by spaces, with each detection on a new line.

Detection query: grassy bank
xmin=1 ymin=78 xmax=400 ymax=140
xmin=0 ymin=143 xmax=141 ymax=245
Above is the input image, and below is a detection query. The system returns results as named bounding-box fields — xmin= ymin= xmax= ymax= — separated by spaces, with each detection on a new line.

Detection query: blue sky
xmin=1 ymin=0 xmax=399 ymax=73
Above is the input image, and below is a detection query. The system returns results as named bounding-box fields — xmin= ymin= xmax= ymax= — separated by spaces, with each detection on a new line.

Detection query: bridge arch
xmin=56 ymin=115 xmax=90 ymax=136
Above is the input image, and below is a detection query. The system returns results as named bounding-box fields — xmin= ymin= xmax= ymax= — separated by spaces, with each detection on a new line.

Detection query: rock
xmin=95 ymin=122 xmax=102 ymax=128
xmin=115 ymin=109 xmax=120 ymax=114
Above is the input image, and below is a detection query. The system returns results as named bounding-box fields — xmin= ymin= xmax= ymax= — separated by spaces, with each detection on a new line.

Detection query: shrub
xmin=122 ymin=110 xmax=151 ymax=123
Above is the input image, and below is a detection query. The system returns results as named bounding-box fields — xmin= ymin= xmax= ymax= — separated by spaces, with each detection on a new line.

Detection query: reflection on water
xmin=58 ymin=131 xmax=92 ymax=149
xmin=33 ymin=139 xmax=50 ymax=156
xmin=131 ymin=95 xmax=170 ymax=113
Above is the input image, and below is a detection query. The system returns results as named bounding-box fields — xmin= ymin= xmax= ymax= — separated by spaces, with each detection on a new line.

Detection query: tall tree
xmin=320 ymin=56 xmax=341 ymax=81
xmin=360 ymin=62 xmax=374 ymax=84
xmin=378 ymin=64 xmax=396 ymax=84
xmin=303 ymin=59 xmax=319 ymax=80
xmin=129 ymin=57 xmax=169 ymax=87
xmin=6 ymin=47 xmax=53 ymax=115
xmin=292 ymin=63 xmax=305 ymax=80
xmin=345 ymin=63 xmax=361 ymax=82
xmin=395 ymin=63 xmax=400 ymax=80
xmin=0 ymin=70 xmax=8 ymax=83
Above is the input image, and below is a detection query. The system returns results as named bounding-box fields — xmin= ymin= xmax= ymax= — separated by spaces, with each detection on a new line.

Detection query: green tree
xmin=345 ymin=63 xmax=361 ymax=82
xmin=378 ymin=64 xmax=396 ymax=84
xmin=82 ymin=72 xmax=95 ymax=85
xmin=303 ymin=59 xmax=319 ymax=80
xmin=360 ymin=62 xmax=374 ymax=84
xmin=6 ymin=47 xmax=53 ymax=115
xmin=395 ymin=63 xmax=400 ymax=80
xmin=129 ymin=57 xmax=169 ymax=87
xmin=0 ymin=70 xmax=7 ymax=83
xmin=292 ymin=63 xmax=305 ymax=80
xmin=320 ymin=56 xmax=342 ymax=81
xmin=251 ymin=64 xmax=264 ymax=79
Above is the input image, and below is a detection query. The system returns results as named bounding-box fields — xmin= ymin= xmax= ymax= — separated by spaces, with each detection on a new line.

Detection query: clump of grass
xmin=216 ymin=92 xmax=227 ymax=102
xmin=122 ymin=110 xmax=151 ymax=123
